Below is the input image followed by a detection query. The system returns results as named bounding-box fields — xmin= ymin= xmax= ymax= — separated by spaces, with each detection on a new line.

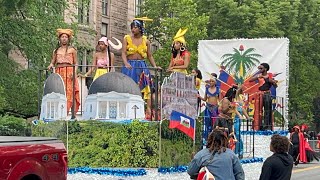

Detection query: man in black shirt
xmin=249 ymin=63 xmax=278 ymax=130
xmin=259 ymin=134 xmax=293 ymax=180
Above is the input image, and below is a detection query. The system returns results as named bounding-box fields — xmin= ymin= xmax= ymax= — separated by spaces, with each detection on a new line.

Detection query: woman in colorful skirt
xmin=121 ymin=17 xmax=159 ymax=119
xmin=47 ymin=28 xmax=80 ymax=115
xmin=199 ymin=77 xmax=220 ymax=145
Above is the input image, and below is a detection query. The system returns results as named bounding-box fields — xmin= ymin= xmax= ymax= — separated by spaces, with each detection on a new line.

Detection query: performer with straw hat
xmin=121 ymin=17 xmax=160 ymax=119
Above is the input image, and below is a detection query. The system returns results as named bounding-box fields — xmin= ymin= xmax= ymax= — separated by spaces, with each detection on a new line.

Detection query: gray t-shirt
xmin=187 ymin=148 xmax=245 ymax=180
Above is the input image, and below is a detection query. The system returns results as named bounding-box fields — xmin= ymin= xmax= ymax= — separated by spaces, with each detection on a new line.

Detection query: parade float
xmin=32 ymin=38 xmax=290 ymax=179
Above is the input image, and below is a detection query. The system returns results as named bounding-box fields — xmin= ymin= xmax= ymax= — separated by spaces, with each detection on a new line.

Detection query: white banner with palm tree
xmin=197 ymin=38 xmax=289 ymax=126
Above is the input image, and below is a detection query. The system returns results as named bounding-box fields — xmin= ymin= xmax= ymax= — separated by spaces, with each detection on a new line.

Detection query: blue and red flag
xmin=169 ymin=110 xmax=195 ymax=140
xmin=217 ymin=69 xmax=236 ymax=97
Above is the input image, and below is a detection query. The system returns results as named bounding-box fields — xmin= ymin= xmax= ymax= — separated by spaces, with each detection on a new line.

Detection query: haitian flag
xmin=169 ymin=110 xmax=195 ymax=140
xmin=217 ymin=69 xmax=235 ymax=97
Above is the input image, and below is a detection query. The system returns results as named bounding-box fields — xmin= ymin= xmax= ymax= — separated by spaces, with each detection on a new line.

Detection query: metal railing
xmin=38 ymin=65 xmax=164 ymax=120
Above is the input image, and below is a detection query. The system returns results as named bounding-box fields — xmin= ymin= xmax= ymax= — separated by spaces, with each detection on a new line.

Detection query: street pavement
xmin=291 ymin=160 xmax=320 ymax=180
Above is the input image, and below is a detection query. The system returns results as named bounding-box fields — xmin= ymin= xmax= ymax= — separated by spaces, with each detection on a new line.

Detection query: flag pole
xmin=158 ymin=120 xmax=162 ymax=168
xmin=193 ymin=116 xmax=197 ymax=152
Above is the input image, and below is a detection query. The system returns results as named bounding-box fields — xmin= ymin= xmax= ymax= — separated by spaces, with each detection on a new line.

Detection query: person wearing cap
xmin=47 ymin=28 xmax=80 ymax=115
xmin=84 ymin=37 xmax=122 ymax=80
xmin=167 ymin=28 xmax=190 ymax=74
xmin=249 ymin=63 xmax=278 ymax=130
xmin=121 ymin=17 xmax=159 ymax=119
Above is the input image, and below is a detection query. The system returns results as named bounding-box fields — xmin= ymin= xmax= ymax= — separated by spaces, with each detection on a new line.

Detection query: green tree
xmin=0 ymin=86 xmax=6 ymax=111
xmin=0 ymin=0 xmax=80 ymax=117
xmin=141 ymin=0 xmax=209 ymax=71
xmin=0 ymin=0 xmax=72 ymax=68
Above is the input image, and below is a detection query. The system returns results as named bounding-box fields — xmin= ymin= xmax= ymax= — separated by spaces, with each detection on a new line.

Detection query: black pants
xmin=262 ymin=93 xmax=272 ymax=130
xmin=292 ymin=144 xmax=300 ymax=165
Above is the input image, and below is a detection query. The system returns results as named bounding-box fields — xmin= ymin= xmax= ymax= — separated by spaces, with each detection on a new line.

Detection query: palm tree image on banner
xmin=221 ymin=44 xmax=262 ymax=84
xmin=198 ymin=38 xmax=289 ymax=127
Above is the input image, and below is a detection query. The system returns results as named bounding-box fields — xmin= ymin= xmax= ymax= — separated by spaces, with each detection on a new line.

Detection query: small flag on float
xmin=169 ymin=110 xmax=195 ymax=140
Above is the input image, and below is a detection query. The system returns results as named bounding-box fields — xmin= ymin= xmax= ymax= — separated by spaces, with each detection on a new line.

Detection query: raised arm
xmin=249 ymin=74 xmax=261 ymax=82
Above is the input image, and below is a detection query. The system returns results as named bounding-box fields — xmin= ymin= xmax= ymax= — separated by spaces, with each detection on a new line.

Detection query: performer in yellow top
xmin=121 ymin=17 xmax=160 ymax=119
xmin=167 ymin=28 xmax=190 ymax=74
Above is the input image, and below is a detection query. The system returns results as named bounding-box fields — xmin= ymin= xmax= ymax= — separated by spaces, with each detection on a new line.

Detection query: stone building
xmin=12 ymin=0 xmax=143 ymax=69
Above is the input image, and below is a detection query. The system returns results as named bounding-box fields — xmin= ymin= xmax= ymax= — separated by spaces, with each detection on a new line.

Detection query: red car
xmin=0 ymin=136 xmax=67 ymax=180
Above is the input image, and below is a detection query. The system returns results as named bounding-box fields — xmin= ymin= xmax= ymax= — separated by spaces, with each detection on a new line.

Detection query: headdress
xmin=131 ymin=17 xmax=153 ymax=34
xmin=56 ymin=28 xmax=73 ymax=38
xmin=98 ymin=37 xmax=122 ymax=50
xmin=173 ymin=28 xmax=188 ymax=45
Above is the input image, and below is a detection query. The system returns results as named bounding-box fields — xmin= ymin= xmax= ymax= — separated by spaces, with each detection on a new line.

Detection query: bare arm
xmin=199 ymin=92 xmax=207 ymax=101
xmin=110 ymin=53 xmax=115 ymax=72
xmin=146 ymin=40 xmax=157 ymax=67
xmin=167 ymin=56 xmax=174 ymax=71
xmin=121 ymin=37 xmax=131 ymax=69
xmin=47 ymin=50 xmax=56 ymax=69
xmin=85 ymin=53 xmax=97 ymax=76
xmin=195 ymin=79 xmax=200 ymax=87
xmin=72 ymin=48 xmax=78 ymax=72
xmin=249 ymin=74 xmax=260 ymax=82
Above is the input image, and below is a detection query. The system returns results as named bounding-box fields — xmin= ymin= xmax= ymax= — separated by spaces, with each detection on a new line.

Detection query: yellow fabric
xmin=173 ymin=28 xmax=188 ymax=44
xmin=133 ymin=17 xmax=153 ymax=22
xmin=172 ymin=69 xmax=187 ymax=74
xmin=196 ymin=78 xmax=201 ymax=90
xmin=125 ymin=35 xmax=148 ymax=58
xmin=141 ymin=85 xmax=151 ymax=100
xmin=93 ymin=68 xmax=108 ymax=81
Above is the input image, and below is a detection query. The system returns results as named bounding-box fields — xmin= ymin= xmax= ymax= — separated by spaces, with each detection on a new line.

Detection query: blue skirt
xmin=122 ymin=60 xmax=152 ymax=99
xmin=121 ymin=60 xmax=151 ymax=83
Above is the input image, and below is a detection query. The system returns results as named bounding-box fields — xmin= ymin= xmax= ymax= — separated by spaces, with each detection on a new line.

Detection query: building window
xmin=101 ymin=23 xmax=108 ymax=37
xmin=109 ymin=101 xmax=117 ymax=119
xmin=46 ymin=102 xmax=58 ymax=119
xmin=78 ymin=49 xmax=92 ymax=73
xmin=98 ymin=101 xmax=107 ymax=119
xmin=78 ymin=0 xmax=90 ymax=24
xmin=102 ymin=0 xmax=108 ymax=16
xmin=119 ymin=102 xmax=126 ymax=118
xmin=135 ymin=0 xmax=142 ymax=16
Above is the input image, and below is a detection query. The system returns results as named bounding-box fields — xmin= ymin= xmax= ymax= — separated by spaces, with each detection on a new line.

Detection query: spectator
xmin=188 ymin=129 xmax=245 ymax=180
xmin=259 ymin=134 xmax=293 ymax=180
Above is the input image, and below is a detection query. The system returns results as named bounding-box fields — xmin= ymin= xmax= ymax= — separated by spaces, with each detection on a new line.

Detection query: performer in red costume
xmin=249 ymin=63 xmax=277 ymax=130
xmin=301 ymin=124 xmax=320 ymax=162
xmin=290 ymin=126 xmax=306 ymax=165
